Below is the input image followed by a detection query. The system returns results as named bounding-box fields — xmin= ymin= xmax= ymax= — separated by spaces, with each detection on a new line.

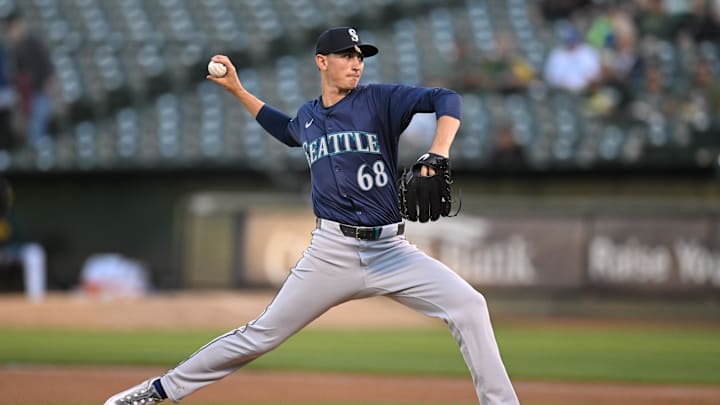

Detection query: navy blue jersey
xmin=256 ymin=83 xmax=461 ymax=226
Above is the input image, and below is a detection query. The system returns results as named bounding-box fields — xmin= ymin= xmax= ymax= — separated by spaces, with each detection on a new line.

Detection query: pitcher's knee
xmin=449 ymin=291 xmax=489 ymax=325
xmin=465 ymin=291 xmax=488 ymax=313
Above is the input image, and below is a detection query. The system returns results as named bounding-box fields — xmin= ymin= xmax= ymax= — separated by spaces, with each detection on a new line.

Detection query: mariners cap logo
xmin=348 ymin=28 xmax=359 ymax=42
xmin=315 ymin=27 xmax=379 ymax=57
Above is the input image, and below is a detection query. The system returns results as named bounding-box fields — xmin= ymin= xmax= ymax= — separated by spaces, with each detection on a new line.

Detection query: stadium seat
xmin=0 ymin=0 xmax=710 ymax=174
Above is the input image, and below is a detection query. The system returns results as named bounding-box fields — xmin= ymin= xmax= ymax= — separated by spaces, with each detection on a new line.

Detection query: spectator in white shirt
xmin=544 ymin=21 xmax=602 ymax=93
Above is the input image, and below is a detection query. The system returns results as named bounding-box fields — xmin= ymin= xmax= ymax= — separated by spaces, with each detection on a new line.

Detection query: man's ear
xmin=315 ymin=54 xmax=327 ymax=71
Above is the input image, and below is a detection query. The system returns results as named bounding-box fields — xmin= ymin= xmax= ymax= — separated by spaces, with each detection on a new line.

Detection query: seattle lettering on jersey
xmin=302 ymin=131 xmax=381 ymax=166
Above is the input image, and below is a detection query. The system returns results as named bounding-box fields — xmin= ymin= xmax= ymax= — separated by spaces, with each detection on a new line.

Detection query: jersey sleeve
xmin=255 ymin=104 xmax=302 ymax=147
xmin=372 ymin=84 xmax=462 ymax=136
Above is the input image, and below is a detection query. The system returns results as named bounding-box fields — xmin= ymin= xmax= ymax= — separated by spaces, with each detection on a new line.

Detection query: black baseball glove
xmin=398 ymin=152 xmax=460 ymax=222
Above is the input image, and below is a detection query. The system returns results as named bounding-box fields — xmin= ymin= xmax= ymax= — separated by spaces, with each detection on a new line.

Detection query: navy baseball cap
xmin=315 ymin=27 xmax=378 ymax=57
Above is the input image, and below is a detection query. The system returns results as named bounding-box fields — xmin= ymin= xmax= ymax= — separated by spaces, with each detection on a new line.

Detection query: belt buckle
xmin=352 ymin=225 xmax=384 ymax=240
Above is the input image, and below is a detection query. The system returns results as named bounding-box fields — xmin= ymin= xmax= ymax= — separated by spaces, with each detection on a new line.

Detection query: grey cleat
xmin=103 ymin=377 xmax=165 ymax=405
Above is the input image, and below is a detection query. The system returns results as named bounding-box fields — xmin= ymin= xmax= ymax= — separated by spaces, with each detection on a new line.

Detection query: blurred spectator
xmin=586 ymin=6 xmax=615 ymax=50
xmin=606 ymin=7 xmax=643 ymax=80
xmin=544 ymin=21 xmax=602 ymax=94
xmin=680 ymin=57 xmax=720 ymax=132
xmin=586 ymin=85 xmax=624 ymax=118
xmin=586 ymin=4 xmax=643 ymax=116
xmin=634 ymin=0 xmax=675 ymax=40
xmin=0 ymin=177 xmax=46 ymax=302
xmin=629 ymin=59 xmax=683 ymax=144
xmin=450 ymin=39 xmax=483 ymax=91
xmin=454 ymin=36 xmax=535 ymax=94
xmin=677 ymin=0 xmax=720 ymax=43
xmin=79 ymin=253 xmax=150 ymax=300
xmin=480 ymin=35 xmax=535 ymax=94
xmin=489 ymin=121 xmax=526 ymax=170
xmin=0 ymin=40 xmax=15 ymax=149
xmin=587 ymin=2 xmax=639 ymax=67
xmin=634 ymin=61 xmax=666 ymax=106
xmin=3 ymin=11 xmax=55 ymax=146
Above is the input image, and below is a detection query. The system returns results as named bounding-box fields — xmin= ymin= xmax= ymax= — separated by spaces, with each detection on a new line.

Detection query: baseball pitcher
xmin=105 ymin=27 xmax=519 ymax=405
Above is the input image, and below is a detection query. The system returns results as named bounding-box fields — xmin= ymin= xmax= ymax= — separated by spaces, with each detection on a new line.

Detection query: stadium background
xmin=1 ymin=0 xmax=718 ymax=295
xmin=0 ymin=0 xmax=719 ymax=404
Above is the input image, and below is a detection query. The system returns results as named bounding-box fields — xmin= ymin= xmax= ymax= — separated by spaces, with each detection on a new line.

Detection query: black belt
xmin=338 ymin=223 xmax=405 ymax=241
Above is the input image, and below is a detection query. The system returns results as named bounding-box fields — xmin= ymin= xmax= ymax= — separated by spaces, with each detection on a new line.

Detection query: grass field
xmin=2 ymin=322 xmax=719 ymax=385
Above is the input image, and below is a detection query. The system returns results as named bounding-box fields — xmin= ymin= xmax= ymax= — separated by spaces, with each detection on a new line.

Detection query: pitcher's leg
xmin=368 ymin=247 xmax=519 ymax=405
xmin=160 ymin=258 xmax=363 ymax=402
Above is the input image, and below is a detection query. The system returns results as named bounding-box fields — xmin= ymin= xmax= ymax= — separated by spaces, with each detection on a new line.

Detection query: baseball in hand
xmin=208 ymin=61 xmax=228 ymax=78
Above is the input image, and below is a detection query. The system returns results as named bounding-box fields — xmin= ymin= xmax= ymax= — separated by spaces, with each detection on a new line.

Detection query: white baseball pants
xmin=160 ymin=219 xmax=519 ymax=404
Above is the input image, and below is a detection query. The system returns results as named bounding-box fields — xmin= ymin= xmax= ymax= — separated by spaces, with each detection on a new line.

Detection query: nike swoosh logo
xmin=305 ymin=119 xmax=313 ymax=129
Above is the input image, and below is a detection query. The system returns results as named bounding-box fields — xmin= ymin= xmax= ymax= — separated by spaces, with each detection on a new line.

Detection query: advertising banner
xmin=239 ymin=210 xmax=585 ymax=289
xmin=404 ymin=215 xmax=586 ymax=288
xmin=588 ymin=217 xmax=720 ymax=291
xmin=232 ymin=208 xmax=720 ymax=293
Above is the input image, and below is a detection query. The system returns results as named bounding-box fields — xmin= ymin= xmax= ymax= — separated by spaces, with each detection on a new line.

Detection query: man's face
xmin=323 ymin=49 xmax=364 ymax=90
xmin=6 ymin=19 xmax=24 ymax=42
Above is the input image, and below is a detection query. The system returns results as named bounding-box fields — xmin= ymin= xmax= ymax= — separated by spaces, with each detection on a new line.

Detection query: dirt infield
xmin=1 ymin=292 xmax=719 ymax=405
xmin=2 ymin=365 xmax=720 ymax=405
